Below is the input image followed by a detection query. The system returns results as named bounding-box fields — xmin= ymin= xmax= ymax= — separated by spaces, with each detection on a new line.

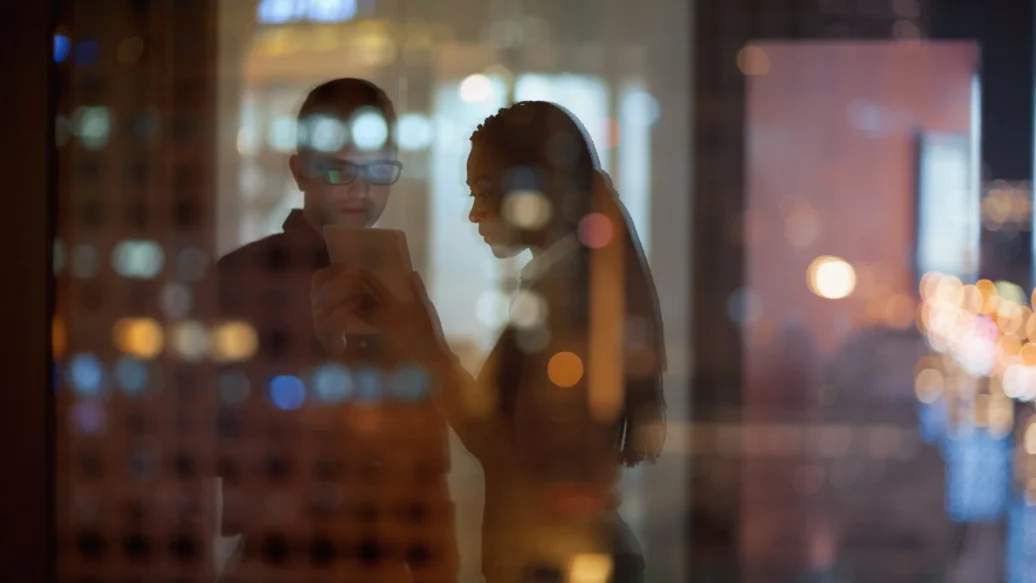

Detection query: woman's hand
xmin=357 ymin=270 xmax=453 ymax=366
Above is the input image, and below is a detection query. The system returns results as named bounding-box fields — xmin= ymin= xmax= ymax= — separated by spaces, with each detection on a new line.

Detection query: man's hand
xmin=310 ymin=264 xmax=367 ymax=355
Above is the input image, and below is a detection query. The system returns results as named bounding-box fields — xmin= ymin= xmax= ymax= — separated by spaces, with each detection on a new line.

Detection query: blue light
xmin=353 ymin=367 xmax=382 ymax=404
xmin=1006 ymin=495 xmax=1036 ymax=583
xmin=114 ymin=357 xmax=148 ymax=395
xmin=257 ymin=0 xmax=296 ymax=23
xmin=945 ymin=429 xmax=1012 ymax=522
xmin=54 ymin=34 xmax=70 ymax=63
xmin=389 ymin=364 xmax=429 ymax=402
xmin=73 ymin=39 xmax=99 ymax=67
xmin=308 ymin=0 xmax=357 ymax=22
xmin=312 ymin=363 xmax=352 ymax=404
xmin=69 ymin=353 xmax=104 ymax=397
xmin=269 ymin=375 xmax=306 ymax=410
xmin=918 ymin=399 xmax=947 ymax=446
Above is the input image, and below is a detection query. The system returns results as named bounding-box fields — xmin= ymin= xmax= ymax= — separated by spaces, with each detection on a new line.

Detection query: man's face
xmin=291 ymin=145 xmax=399 ymax=229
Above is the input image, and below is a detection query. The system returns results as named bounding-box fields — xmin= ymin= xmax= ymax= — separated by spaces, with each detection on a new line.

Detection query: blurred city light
xmin=113 ymin=318 xmax=164 ymax=359
xmin=351 ymin=108 xmax=389 ymax=151
xmin=578 ymin=213 xmax=614 ymax=249
xmin=807 ymin=256 xmax=856 ymax=299
xmin=269 ymin=375 xmax=306 ymax=410
xmin=312 ymin=362 xmax=352 ymax=403
xmin=547 ymin=351 xmax=584 ymax=388
xmin=737 ymin=45 xmax=771 ymax=76
xmin=395 ymin=113 xmax=433 ymax=151
xmin=112 ymin=240 xmax=164 ymax=279
xmin=209 ymin=321 xmax=259 ymax=362
xmin=502 ymin=190 xmax=552 ymax=230
xmin=219 ymin=370 xmax=251 ymax=405
xmin=459 ymin=74 xmax=492 ymax=103
xmin=170 ymin=320 xmax=209 ymax=361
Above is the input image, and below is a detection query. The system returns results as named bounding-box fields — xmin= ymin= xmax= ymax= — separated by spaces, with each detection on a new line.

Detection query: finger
xmin=311 ymin=274 xmax=365 ymax=306
xmin=357 ymin=270 xmax=395 ymax=304
xmin=311 ymin=265 xmax=359 ymax=296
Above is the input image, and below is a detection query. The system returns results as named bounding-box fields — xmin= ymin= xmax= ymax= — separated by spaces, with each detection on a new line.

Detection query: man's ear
xmin=288 ymin=153 xmax=306 ymax=191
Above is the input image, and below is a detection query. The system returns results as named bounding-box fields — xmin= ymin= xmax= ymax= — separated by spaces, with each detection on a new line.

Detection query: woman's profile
xmin=341 ymin=101 xmax=667 ymax=583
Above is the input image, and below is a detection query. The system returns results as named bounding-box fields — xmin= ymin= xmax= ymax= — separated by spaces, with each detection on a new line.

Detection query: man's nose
xmin=468 ymin=203 xmax=481 ymax=224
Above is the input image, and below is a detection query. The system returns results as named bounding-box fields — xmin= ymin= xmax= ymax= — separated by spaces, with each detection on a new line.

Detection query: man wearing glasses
xmin=213 ymin=78 xmax=459 ymax=583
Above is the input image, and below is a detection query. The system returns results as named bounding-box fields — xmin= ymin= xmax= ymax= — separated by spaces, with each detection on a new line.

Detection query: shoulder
xmin=216 ymin=233 xmax=289 ymax=277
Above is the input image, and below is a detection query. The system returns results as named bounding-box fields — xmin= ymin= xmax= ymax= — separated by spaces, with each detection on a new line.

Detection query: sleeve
xmin=427 ymin=337 xmax=512 ymax=464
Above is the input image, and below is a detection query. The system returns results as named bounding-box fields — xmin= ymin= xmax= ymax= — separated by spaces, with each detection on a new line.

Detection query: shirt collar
xmin=519 ymin=234 xmax=580 ymax=286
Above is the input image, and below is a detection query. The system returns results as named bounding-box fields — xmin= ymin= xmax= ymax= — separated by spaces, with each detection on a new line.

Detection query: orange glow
xmin=53 ymin=316 xmax=66 ymax=359
xmin=1021 ymin=343 xmax=1036 ymax=366
xmin=977 ymin=279 xmax=998 ymax=314
xmin=210 ymin=321 xmax=259 ymax=362
xmin=737 ymin=45 xmax=771 ymax=76
xmin=920 ymin=272 xmax=942 ymax=300
xmin=997 ymin=301 xmax=1024 ymax=336
xmin=113 ymin=318 xmax=164 ymax=359
xmin=547 ymin=351 xmax=584 ymax=388
xmin=961 ymin=284 xmax=983 ymax=314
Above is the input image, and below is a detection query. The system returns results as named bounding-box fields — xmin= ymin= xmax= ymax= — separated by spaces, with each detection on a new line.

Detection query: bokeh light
xmin=53 ymin=316 xmax=66 ymax=360
xmin=68 ymin=353 xmax=105 ymax=398
xmin=312 ymin=362 xmax=352 ymax=403
xmin=396 ymin=113 xmax=433 ymax=151
xmin=73 ymin=106 xmax=112 ymax=150
xmin=502 ymin=190 xmax=552 ymax=230
xmin=459 ymin=74 xmax=492 ymax=102
xmin=389 ymin=364 xmax=429 ymax=402
xmin=267 ymin=116 xmax=297 ymax=152
xmin=515 ymin=326 xmax=551 ymax=354
xmin=269 ymin=375 xmax=306 ymax=410
xmin=113 ymin=318 xmax=164 ymax=359
xmin=352 ymin=367 xmax=382 ymax=404
xmin=547 ymin=351 xmax=584 ymax=388
xmin=351 ymin=108 xmax=389 ymax=150
xmin=807 ymin=256 xmax=856 ymax=299
xmin=510 ymin=290 xmax=548 ymax=329
xmin=171 ymin=320 xmax=209 ymax=361
xmin=112 ymin=240 xmax=164 ymax=279
xmin=306 ymin=115 xmax=347 ymax=152
xmin=578 ymin=213 xmax=614 ymax=249
xmin=570 ymin=553 xmax=613 ymax=583
xmin=914 ymin=368 xmax=943 ymax=403
xmin=209 ymin=321 xmax=259 ymax=362
xmin=114 ymin=357 xmax=149 ymax=395
xmin=71 ymin=402 xmax=105 ymax=435
xmin=737 ymin=45 xmax=771 ymax=76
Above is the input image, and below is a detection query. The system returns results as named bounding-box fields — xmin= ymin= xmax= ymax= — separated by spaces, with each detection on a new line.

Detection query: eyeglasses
xmin=309 ymin=159 xmax=403 ymax=186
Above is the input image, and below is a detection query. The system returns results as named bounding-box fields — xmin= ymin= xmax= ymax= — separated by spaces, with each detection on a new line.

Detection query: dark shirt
xmin=213 ymin=209 xmax=458 ymax=582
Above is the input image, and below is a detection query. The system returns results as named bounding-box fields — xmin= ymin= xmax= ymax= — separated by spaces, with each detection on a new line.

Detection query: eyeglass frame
xmin=303 ymin=158 xmax=404 ymax=186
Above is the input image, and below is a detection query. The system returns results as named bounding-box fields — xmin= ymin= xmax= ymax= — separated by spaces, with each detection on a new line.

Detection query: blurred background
xmin=8 ymin=0 xmax=1036 ymax=581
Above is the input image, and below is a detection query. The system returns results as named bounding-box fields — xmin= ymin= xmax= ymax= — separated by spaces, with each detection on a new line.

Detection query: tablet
xmin=322 ymin=225 xmax=416 ymax=335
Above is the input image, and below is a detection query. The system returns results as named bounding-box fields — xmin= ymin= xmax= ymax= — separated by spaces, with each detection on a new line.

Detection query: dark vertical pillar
xmin=0 ymin=1 xmax=53 ymax=581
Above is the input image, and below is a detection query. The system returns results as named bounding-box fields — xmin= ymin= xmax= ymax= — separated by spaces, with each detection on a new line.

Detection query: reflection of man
xmin=213 ymin=78 xmax=458 ymax=582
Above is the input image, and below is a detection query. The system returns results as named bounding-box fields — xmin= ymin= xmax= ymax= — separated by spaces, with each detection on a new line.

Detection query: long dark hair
xmin=471 ymin=101 xmax=667 ymax=465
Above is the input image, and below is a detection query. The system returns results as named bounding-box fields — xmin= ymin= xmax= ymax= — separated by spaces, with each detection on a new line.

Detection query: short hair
xmin=296 ymin=78 xmax=397 ymax=151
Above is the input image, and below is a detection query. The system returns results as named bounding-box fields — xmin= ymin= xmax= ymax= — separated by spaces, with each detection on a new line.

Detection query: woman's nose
xmin=468 ymin=204 xmax=480 ymax=224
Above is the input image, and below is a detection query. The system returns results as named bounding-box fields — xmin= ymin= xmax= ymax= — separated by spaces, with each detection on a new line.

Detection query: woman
xmin=325 ymin=101 xmax=666 ymax=583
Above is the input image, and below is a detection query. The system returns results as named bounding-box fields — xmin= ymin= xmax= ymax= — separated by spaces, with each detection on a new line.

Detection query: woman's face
xmin=466 ymin=142 xmax=524 ymax=258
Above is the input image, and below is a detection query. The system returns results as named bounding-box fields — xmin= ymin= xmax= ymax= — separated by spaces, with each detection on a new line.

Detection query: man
xmin=213 ymin=78 xmax=458 ymax=582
